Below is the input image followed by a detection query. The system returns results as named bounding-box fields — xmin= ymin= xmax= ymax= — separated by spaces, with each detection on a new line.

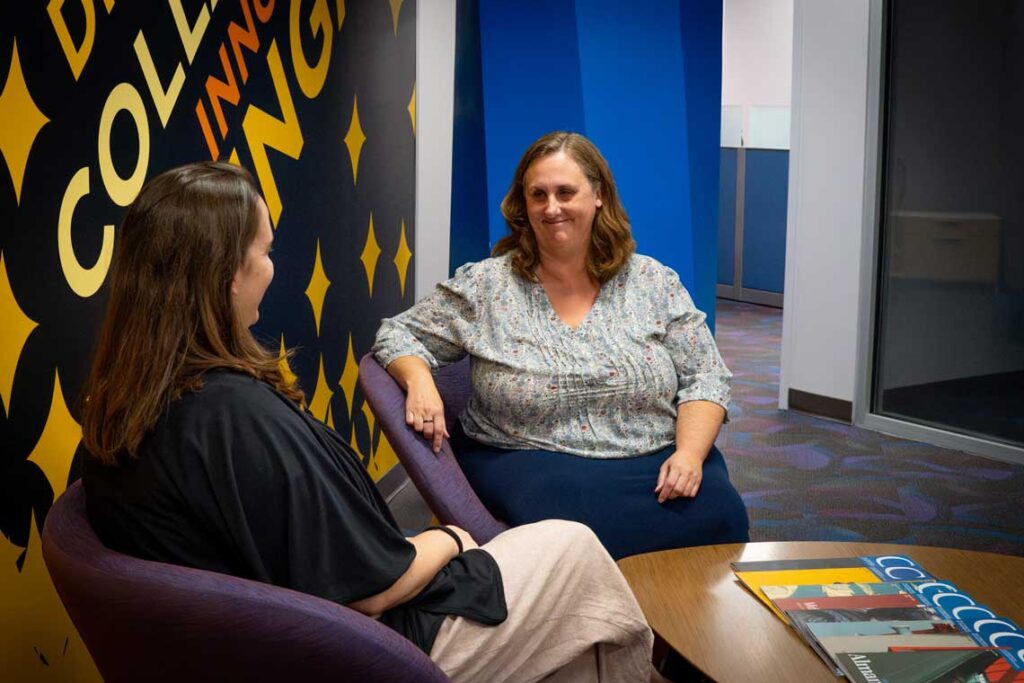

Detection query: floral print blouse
xmin=372 ymin=253 xmax=731 ymax=458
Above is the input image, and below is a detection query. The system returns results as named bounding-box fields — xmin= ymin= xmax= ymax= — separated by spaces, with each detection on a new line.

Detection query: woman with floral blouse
xmin=373 ymin=132 xmax=749 ymax=559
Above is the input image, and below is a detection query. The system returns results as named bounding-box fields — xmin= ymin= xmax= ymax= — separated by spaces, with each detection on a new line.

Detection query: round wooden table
xmin=617 ymin=541 xmax=1024 ymax=683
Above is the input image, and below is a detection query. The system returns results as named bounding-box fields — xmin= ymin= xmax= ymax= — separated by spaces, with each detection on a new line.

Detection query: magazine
xmin=778 ymin=580 xmax=1024 ymax=681
xmin=837 ymin=649 xmax=1024 ymax=683
xmin=731 ymin=556 xmax=935 ymax=622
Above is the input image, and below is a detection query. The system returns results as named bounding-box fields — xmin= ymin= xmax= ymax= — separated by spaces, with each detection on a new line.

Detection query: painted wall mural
xmin=0 ymin=0 xmax=415 ymax=678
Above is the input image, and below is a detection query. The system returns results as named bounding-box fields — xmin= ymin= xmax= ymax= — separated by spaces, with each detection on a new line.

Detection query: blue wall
xmin=456 ymin=0 xmax=723 ymax=329
xmin=450 ymin=0 xmax=492 ymax=274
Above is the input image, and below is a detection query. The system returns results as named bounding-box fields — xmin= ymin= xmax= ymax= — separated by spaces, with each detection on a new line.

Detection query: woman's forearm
xmin=348 ymin=528 xmax=460 ymax=616
xmin=674 ymin=400 xmax=726 ymax=461
xmin=385 ymin=355 xmax=434 ymax=391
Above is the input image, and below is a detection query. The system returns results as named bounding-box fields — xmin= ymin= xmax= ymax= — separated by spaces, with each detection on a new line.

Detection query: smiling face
xmin=231 ymin=198 xmax=274 ymax=328
xmin=523 ymin=151 xmax=603 ymax=262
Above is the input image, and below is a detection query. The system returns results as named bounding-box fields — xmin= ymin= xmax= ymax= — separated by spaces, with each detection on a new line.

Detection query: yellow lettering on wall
xmin=290 ymin=0 xmax=332 ymax=99
xmin=169 ymin=0 xmax=211 ymax=65
xmin=98 ymin=82 xmax=150 ymax=206
xmin=47 ymin=0 xmax=96 ymax=81
xmin=134 ymin=31 xmax=184 ymax=128
xmin=241 ymin=40 xmax=303 ymax=226
xmin=58 ymin=167 xmax=114 ymax=298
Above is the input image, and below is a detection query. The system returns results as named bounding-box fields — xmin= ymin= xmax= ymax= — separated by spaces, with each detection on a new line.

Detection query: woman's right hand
xmin=404 ymin=376 xmax=449 ymax=453
xmin=385 ymin=356 xmax=450 ymax=454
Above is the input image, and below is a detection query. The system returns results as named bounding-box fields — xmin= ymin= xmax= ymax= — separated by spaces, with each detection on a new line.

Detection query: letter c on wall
xmin=59 ymin=167 xmax=114 ymax=298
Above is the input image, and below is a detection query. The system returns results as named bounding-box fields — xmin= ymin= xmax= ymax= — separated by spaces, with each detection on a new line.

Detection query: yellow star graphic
xmin=336 ymin=0 xmax=345 ymax=29
xmin=349 ymin=422 xmax=365 ymax=462
xmin=307 ymin=354 xmax=332 ymax=421
xmin=27 ymin=371 xmax=81 ymax=500
xmin=1 ymin=505 xmax=98 ymax=680
xmin=277 ymin=335 xmax=298 ymax=388
xmin=0 ymin=253 xmax=39 ymax=414
xmin=360 ymin=213 xmax=381 ymax=296
xmin=389 ymin=0 xmax=403 ymax=34
xmin=344 ymin=95 xmax=365 ymax=184
xmin=374 ymin=431 xmax=398 ymax=477
xmin=304 ymin=240 xmax=331 ymax=335
xmin=0 ymin=40 xmax=51 ymax=205
xmin=337 ymin=333 xmax=359 ymax=419
xmin=408 ymin=84 xmax=416 ymax=134
xmin=394 ymin=219 xmax=412 ymax=296
xmin=361 ymin=399 xmax=376 ymax=454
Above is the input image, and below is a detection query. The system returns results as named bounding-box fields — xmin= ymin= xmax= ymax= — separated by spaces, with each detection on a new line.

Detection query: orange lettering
xmin=228 ymin=0 xmax=260 ymax=83
xmin=253 ymin=0 xmax=274 ymax=23
xmin=196 ymin=99 xmax=219 ymax=159
xmin=206 ymin=44 xmax=240 ymax=137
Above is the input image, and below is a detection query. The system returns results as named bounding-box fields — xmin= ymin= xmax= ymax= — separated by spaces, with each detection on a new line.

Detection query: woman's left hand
xmin=655 ymin=451 xmax=704 ymax=503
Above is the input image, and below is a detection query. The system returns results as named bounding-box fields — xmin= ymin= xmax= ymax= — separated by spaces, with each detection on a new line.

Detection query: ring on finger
xmin=423 ymin=417 xmax=434 ymax=423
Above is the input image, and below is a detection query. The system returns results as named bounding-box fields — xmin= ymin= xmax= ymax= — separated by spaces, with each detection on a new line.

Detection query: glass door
xmin=872 ymin=0 xmax=1024 ymax=450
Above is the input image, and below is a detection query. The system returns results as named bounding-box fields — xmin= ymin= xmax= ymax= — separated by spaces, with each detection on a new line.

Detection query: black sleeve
xmin=168 ymin=375 xmax=416 ymax=605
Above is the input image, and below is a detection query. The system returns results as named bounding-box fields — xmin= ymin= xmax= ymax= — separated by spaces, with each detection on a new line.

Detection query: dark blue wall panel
xmin=680 ymin=0 xmax=724 ymax=328
xmin=718 ymin=148 xmax=737 ymax=286
xmin=450 ymin=0 xmax=491 ymax=273
xmin=742 ymin=149 xmax=789 ymax=293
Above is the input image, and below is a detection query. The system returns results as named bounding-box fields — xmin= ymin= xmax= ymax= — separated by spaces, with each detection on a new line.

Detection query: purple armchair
xmin=42 ymin=481 xmax=450 ymax=683
xmin=359 ymin=354 xmax=509 ymax=544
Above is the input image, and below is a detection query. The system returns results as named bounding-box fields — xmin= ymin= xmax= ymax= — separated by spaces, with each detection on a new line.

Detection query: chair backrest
xmin=42 ymin=481 xmax=450 ymax=683
xmin=359 ymin=354 xmax=509 ymax=543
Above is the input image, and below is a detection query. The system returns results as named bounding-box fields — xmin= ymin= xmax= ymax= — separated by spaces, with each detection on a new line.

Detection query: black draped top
xmin=83 ymin=371 xmax=506 ymax=652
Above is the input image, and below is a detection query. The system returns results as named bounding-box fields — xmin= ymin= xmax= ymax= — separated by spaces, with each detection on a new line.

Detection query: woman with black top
xmin=80 ymin=162 xmax=658 ymax=682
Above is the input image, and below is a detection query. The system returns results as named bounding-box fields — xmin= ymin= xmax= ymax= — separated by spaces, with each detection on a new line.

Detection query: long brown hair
xmin=82 ymin=162 xmax=303 ymax=464
xmin=493 ymin=131 xmax=635 ymax=283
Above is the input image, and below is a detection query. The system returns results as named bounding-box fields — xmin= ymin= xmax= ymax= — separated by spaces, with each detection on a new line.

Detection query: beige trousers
xmin=429 ymin=520 xmax=654 ymax=683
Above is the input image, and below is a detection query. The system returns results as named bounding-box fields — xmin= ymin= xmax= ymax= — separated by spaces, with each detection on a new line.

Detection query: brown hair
xmin=82 ymin=161 xmax=303 ymax=464
xmin=493 ymin=131 xmax=635 ymax=283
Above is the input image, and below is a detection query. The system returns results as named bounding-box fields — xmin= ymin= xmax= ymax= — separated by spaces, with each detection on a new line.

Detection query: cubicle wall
xmin=717 ymin=140 xmax=789 ymax=308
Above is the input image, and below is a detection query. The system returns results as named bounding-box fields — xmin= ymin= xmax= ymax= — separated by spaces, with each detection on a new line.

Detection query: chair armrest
xmin=359 ymin=354 xmax=509 ymax=543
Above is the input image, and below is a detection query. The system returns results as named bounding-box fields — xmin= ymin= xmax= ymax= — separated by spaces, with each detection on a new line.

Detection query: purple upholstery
xmin=359 ymin=354 xmax=510 ymax=543
xmin=42 ymin=481 xmax=450 ymax=683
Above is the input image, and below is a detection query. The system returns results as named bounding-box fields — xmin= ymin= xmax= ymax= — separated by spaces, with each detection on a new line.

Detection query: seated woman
xmin=373 ymin=131 xmax=750 ymax=560
xmin=80 ymin=162 xmax=659 ymax=683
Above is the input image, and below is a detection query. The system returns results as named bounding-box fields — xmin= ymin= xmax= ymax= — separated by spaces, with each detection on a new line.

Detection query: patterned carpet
xmin=715 ymin=299 xmax=1024 ymax=557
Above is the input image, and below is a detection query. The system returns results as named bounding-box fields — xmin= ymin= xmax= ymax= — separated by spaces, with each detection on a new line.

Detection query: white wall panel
xmin=780 ymin=0 xmax=871 ymax=406
xmin=415 ymin=0 xmax=457 ymax=299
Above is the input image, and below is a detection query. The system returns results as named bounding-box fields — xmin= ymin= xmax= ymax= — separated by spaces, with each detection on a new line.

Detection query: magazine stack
xmin=731 ymin=556 xmax=1024 ymax=682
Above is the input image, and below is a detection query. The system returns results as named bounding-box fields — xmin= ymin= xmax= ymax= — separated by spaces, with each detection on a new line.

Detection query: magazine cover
xmin=731 ymin=556 xmax=933 ymax=580
xmin=819 ymin=634 xmax=977 ymax=668
xmin=837 ymin=649 xmax=1024 ymax=683
xmin=806 ymin=621 xmax=962 ymax=639
xmin=732 ymin=556 xmax=934 ymax=622
xmin=787 ymin=605 xmax=946 ymax=629
xmin=763 ymin=582 xmax=912 ymax=601
xmin=775 ymin=593 xmax=925 ymax=612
